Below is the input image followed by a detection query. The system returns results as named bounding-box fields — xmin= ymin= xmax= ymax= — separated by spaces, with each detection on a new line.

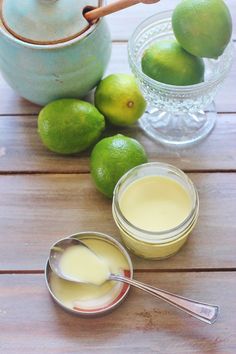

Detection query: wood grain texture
xmin=0 ymin=173 xmax=235 ymax=271
xmin=0 ymin=1 xmax=235 ymax=352
xmin=0 ymin=272 xmax=235 ymax=353
xmin=107 ymin=0 xmax=236 ymax=40
xmin=0 ymin=7 xmax=235 ymax=115
xmin=0 ymin=42 xmax=235 ymax=115
xmin=0 ymin=75 xmax=39 ymax=115
xmin=1 ymin=113 xmax=236 ymax=173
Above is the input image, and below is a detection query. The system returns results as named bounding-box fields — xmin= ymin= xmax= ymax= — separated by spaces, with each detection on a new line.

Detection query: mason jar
xmin=112 ymin=162 xmax=199 ymax=260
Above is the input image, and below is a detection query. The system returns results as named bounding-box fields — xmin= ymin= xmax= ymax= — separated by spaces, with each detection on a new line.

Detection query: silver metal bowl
xmin=45 ymin=231 xmax=133 ymax=317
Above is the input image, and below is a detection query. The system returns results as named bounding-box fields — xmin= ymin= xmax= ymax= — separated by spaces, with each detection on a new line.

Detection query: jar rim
xmin=113 ymin=162 xmax=199 ymax=242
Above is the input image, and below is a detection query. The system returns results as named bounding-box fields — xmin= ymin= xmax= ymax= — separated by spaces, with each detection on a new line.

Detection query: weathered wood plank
xmin=0 ymin=113 xmax=236 ymax=173
xmin=0 ymin=272 xmax=235 ymax=353
xmin=0 ymin=173 xmax=235 ymax=271
xmin=0 ymin=0 xmax=235 ymax=115
xmin=107 ymin=0 xmax=236 ymax=40
xmin=0 ymin=41 xmax=235 ymax=115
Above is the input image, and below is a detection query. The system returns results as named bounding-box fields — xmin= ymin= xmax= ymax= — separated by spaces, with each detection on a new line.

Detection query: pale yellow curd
xmin=119 ymin=175 xmax=192 ymax=232
xmin=59 ymin=244 xmax=110 ymax=286
xmin=50 ymin=237 xmax=130 ymax=311
xmin=113 ymin=163 xmax=199 ymax=259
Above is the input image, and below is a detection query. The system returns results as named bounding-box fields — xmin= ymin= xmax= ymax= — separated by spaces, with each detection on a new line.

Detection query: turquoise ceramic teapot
xmin=0 ymin=0 xmax=111 ymax=105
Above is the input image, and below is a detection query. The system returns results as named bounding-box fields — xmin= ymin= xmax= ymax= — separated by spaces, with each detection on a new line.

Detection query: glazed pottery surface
xmin=0 ymin=0 xmax=111 ymax=105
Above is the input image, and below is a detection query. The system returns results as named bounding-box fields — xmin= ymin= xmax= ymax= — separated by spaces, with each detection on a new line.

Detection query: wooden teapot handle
xmin=84 ymin=0 xmax=160 ymax=23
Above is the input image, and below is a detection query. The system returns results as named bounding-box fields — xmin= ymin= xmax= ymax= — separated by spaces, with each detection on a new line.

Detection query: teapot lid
xmin=1 ymin=0 xmax=99 ymax=45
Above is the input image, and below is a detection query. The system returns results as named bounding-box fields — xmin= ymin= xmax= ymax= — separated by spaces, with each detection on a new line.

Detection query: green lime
xmin=38 ymin=99 xmax=105 ymax=154
xmin=172 ymin=0 xmax=232 ymax=58
xmin=141 ymin=39 xmax=205 ymax=86
xmin=90 ymin=134 xmax=148 ymax=198
xmin=95 ymin=74 xmax=146 ymax=126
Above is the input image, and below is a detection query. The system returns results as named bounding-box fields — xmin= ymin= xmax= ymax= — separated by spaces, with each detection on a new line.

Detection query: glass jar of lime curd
xmin=112 ymin=162 xmax=199 ymax=260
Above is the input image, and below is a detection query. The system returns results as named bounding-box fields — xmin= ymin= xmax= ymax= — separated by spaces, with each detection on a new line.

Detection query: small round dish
xmin=128 ymin=10 xmax=234 ymax=147
xmin=113 ymin=162 xmax=199 ymax=259
xmin=45 ymin=231 xmax=133 ymax=317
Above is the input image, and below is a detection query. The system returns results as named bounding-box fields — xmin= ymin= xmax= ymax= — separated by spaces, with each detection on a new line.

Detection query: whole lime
xmin=141 ymin=39 xmax=205 ymax=85
xmin=95 ymin=74 xmax=146 ymax=126
xmin=172 ymin=0 xmax=232 ymax=58
xmin=38 ymin=99 xmax=105 ymax=154
xmin=90 ymin=134 xmax=148 ymax=198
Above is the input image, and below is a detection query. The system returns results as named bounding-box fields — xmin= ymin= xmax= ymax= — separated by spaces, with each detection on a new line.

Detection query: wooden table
xmin=1 ymin=1 xmax=236 ymax=353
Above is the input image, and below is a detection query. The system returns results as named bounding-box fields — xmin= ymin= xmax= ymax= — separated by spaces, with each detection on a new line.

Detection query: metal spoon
xmin=49 ymin=238 xmax=219 ymax=324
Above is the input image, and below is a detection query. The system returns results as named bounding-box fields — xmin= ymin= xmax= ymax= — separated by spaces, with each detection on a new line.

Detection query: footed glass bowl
xmin=128 ymin=10 xmax=234 ymax=147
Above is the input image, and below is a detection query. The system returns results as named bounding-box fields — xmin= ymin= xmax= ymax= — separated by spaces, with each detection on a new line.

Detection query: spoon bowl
xmin=49 ymin=237 xmax=96 ymax=283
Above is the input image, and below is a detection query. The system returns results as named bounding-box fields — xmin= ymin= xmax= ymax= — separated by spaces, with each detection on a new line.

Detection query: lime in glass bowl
xmin=128 ymin=10 xmax=234 ymax=147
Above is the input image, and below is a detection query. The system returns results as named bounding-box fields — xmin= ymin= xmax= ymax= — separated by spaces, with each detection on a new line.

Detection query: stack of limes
xmin=37 ymin=0 xmax=233 ymax=199
xmin=142 ymin=0 xmax=232 ymax=86
xmin=38 ymin=74 xmax=148 ymax=198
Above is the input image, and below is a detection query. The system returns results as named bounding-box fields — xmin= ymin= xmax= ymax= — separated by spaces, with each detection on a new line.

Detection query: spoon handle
xmin=84 ymin=0 xmax=160 ymax=23
xmin=110 ymin=274 xmax=219 ymax=324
